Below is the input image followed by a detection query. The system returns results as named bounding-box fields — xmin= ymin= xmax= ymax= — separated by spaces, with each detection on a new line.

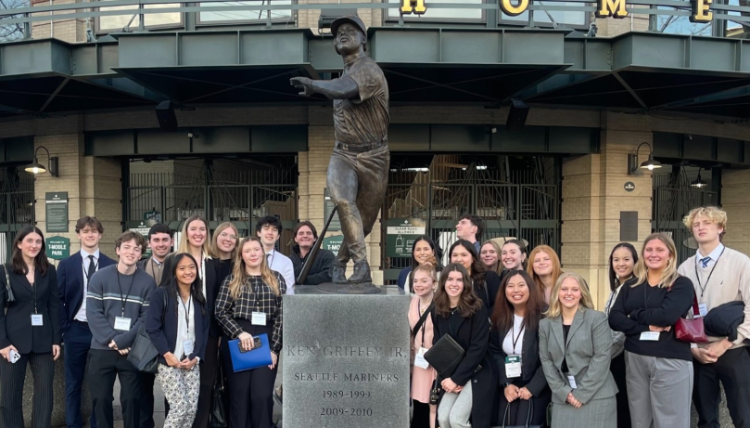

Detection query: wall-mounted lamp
xmin=627 ymin=142 xmax=662 ymax=175
xmin=24 ymin=146 xmax=58 ymax=177
xmin=691 ymin=169 xmax=708 ymax=189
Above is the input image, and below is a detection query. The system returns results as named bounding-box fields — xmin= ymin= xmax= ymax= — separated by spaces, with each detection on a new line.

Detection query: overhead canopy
xmin=524 ymin=34 xmax=750 ymax=117
xmin=0 ymin=39 xmax=157 ymax=115
xmin=0 ymin=29 xmax=747 ymax=118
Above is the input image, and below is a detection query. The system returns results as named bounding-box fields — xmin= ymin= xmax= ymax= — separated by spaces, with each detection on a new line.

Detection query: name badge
xmin=505 ymin=355 xmax=522 ymax=378
xmin=567 ymin=374 xmax=578 ymax=389
xmin=251 ymin=311 xmax=266 ymax=326
xmin=414 ymin=347 xmax=430 ymax=370
xmin=698 ymin=303 xmax=708 ymax=318
xmin=183 ymin=339 xmax=195 ymax=356
xmin=31 ymin=314 xmax=43 ymax=326
xmin=639 ymin=331 xmax=660 ymax=341
xmin=114 ymin=316 xmax=132 ymax=331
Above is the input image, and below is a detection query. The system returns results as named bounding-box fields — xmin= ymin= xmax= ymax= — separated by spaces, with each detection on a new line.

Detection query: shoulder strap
xmin=411 ymin=301 xmax=434 ymax=337
xmin=161 ymin=287 xmax=168 ymax=322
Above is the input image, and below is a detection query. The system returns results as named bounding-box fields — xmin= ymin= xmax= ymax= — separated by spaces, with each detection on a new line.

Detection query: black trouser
xmin=139 ymin=372 xmax=155 ymax=428
xmin=0 ymin=351 xmax=54 ymax=428
xmin=411 ymin=400 xmax=431 ymax=428
xmin=192 ymin=335 xmax=220 ymax=428
xmin=221 ymin=321 xmax=277 ymax=428
xmin=88 ymin=349 xmax=141 ymax=428
xmin=65 ymin=321 xmax=98 ymax=428
xmin=693 ymin=346 xmax=750 ymax=428
xmin=497 ymin=378 xmax=551 ymax=427
xmin=610 ymin=352 xmax=631 ymax=428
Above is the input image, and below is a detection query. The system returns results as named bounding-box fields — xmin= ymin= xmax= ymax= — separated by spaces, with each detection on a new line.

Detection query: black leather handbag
xmin=3 ymin=264 xmax=14 ymax=307
xmin=495 ymin=400 xmax=543 ymax=428
xmin=128 ymin=324 xmax=160 ymax=374
xmin=424 ymin=334 xmax=465 ymax=379
xmin=127 ymin=289 xmax=167 ymax=374
xmin=210 ymin=357 xmax=228 ymax=428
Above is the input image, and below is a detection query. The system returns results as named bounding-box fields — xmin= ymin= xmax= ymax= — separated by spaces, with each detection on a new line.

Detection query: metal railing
xmin=1 ymin=0 xmax=749 ymax=42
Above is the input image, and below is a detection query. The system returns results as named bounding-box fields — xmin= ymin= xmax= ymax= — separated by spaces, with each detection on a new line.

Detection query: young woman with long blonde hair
xmin=215 ymin=237 xmax=286 ymax=428
xmin=408 ymin=263 xmax=438 ymax=428
xmin=176 ymin=215 xmax=221 ymax=428
xmin=539 ymin=273 xmax=617 ymax=428
xmin=608 ymin=233 xmax=695 ymax=428
xmin=479 ymin=240 xmax=503 ymax=276
xmin=210 ymin=222 xmax=240 ymax=284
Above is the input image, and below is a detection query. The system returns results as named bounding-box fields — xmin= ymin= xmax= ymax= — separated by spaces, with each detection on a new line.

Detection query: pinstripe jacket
xmin=539 ymin=308 xmax=618 ymax=405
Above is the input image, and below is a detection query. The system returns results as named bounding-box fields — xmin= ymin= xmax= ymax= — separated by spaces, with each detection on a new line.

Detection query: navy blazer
xmin=145 ymin=287 xmax=210 ymax=364
xmin=58 ymin=251 xmax=116 ymax=335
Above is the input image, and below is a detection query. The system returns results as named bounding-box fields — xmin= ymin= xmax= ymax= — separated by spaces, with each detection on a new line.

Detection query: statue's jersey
xmin=333 ymin=56 xmax=390 ymax=147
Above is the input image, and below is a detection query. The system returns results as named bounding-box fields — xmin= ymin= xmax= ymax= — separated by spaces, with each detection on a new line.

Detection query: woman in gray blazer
xmin=539 ymin=273 xmax=617 ymax=428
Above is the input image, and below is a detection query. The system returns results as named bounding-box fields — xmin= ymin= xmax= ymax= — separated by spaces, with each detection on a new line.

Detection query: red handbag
xmin=675 ymin=294 xmax=708 ymax=343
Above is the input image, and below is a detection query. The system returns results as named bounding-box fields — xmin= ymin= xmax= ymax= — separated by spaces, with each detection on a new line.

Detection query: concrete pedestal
xmin=283 ymin=286 xmax=410 ymax=428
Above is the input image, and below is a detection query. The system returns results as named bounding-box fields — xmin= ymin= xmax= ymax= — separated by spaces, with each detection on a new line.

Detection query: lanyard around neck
xmin=179 ymin=293 xmax=192 ymax=330
xmin=511 ymin=318 xmax=524 ymax=354
xmin=116 ymin=271 xmax=136 ymax=317
xmin=695 ymin=246 xmax=726 ymax=299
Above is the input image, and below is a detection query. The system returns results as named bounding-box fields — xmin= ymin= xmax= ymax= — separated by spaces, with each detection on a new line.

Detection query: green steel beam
xmin=612 ymin=33 xmax=750 ymax=75
xmin=0 ymin=38 xmax=120 ymax=78
xmin=369 ymin=28 xmax=567 ymax=65
xmin=117 ymin=29 xmax=311 ymax=68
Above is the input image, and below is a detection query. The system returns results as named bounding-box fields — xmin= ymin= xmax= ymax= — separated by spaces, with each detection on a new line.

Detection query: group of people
xmin=406 ymin=208 xmax=750 ymax=428
xmin=0 ymin=206 xmax=747 ymax=428
xmin=0 ymin=214 xmax=335 ymax=428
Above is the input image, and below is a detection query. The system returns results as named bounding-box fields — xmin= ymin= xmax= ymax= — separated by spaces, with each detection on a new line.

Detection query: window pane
xmin=98 ymin=1 xmax=180 ymax=31
xmin=144 ymin=4 xmax=181 ymax=27
xmin=199 ymin=0 xmax=293 ymax=22
xmin=503 ymin=1 xmax=585 ymax=26
xmin=387 ymin=0 xmax=483 ymax=20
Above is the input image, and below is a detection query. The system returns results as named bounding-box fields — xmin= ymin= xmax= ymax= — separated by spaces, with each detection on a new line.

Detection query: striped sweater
xmin=86 ymin=265 xmax=156 ymax=350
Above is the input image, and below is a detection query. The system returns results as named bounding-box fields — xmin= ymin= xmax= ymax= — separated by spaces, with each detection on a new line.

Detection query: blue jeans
xmin=64 ymin=321 xmax=97 ymax=428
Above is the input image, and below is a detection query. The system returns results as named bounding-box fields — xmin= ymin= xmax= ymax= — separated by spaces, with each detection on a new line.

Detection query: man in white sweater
xmin=677 ymin=206 xmax=750 ymax=428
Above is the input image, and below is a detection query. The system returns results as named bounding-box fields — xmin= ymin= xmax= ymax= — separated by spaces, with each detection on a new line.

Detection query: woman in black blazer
xmin=448 ymin=240 xmax=501 ymax=312
xmin=0 ymin=226 xmax=61 ymax=428
xmin=176 ymin=215 xmax=222 ymax=428
xmin=432 ymin=263 xmax=495 ymax=428
xmin=490 ymin=270 xmax=550 ymax=426
xmin=146 ymin=253 xmax=210 ymax=428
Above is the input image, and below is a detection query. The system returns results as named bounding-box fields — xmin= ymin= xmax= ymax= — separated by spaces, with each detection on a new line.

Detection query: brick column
xmin=32 ymin=0 xmax=87 ymax=43
xmin=298 ymin=112 xmax=383 ymax=284
xmin=34 ymin=134 xmax=123 ymax=256
xmin=721 ymin=169 xmax=750 ymax=255
xmin=561 ymin=113 xmax=653 ymax=309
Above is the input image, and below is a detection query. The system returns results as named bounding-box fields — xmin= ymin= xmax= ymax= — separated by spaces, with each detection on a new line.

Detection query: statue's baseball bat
xmin=296 ymin=205 xmax=338 ymax=285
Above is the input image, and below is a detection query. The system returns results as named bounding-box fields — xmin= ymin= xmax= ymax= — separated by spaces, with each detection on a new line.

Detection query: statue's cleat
xmin=332 ymin=262 xmax=347 ymax=284
xmin=347 ymin=261 xmax=372 ymax=284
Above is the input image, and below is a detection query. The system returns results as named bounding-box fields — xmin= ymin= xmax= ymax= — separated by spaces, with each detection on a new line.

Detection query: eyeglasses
xmin=219 ymin=232 xmax=238 ymax=240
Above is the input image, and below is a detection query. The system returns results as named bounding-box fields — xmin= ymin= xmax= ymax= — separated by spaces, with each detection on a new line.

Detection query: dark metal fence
xmin=0 ymin=169 xmax=34 ymax=262
xmin=382 ymin=156 xmax=560 ymax=284
xmin=652 ymin=169 xmax=718 ymax=264
xmin=128 ymin=164 xmax=297 ymax=254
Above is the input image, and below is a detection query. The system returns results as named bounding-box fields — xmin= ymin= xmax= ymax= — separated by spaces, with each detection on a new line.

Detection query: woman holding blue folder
xmin=215 ymin=236 xmax=286 ymax=428
xmin=146 ymin=253 xmax=210 ymax=428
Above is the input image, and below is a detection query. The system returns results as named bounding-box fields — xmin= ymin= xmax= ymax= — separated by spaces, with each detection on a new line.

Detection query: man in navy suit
xmin=59 ymin=216 xmax=116 ymax=428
